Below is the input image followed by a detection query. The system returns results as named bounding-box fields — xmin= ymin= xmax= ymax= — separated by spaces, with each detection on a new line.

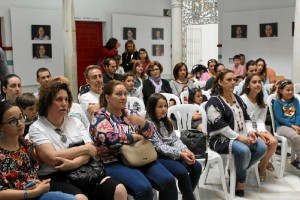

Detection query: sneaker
xmin=291 ymin=160 xmax=300 ymax=170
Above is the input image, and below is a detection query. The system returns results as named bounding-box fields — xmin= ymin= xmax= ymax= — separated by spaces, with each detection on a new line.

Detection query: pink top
xmin=200 ymin=72 xmax=212 ymax=81
xmin=231 ymin=65 xmax=247 ymax=77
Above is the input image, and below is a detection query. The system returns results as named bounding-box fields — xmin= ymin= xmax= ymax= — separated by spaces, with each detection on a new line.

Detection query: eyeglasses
xmin=89 ymin=74 xmax=102 ymax=80
xmin=279 ymin=79 xmax=292 ymax=89
xmin=150 ymin=68 xmax=160 ymax=72
xmin=54 ymin=128 xmax=67 ymax=143
xmin=1 ymin=114 xmax=26 ymax=127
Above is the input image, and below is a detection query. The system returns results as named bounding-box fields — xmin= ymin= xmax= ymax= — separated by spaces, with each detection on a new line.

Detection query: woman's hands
xmin=132 ymin=133 xmax=144 ymax=142
xmin=237 ymin=131 xmax=257 ymax=145
xmin=180 ymin=148 xmax=196 ymax=165
xmin=126 ymin=113 xmax=146 ymax=128
xmin=26 ymin=179 xmax=50 ymax=198
xmin=257 ymin=131 xmax=270 ymax=145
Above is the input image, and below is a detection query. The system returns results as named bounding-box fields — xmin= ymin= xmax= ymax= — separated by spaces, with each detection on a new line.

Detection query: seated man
xmin=79 ymin=65 xmax=103 ymax=121
xmin=103 ymin=58 xmax=123 ymax=85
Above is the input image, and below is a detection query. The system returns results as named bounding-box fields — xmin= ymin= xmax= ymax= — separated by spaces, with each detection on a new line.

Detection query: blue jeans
xmin=232 ymin=138 xmax=267 ymax=183
xmin=38 ymin=192 xmax=76 ymax=200
xmin=105 ymin=161 xmax=178 ymax=200
xmin=157 ymin=158 xmax=202 ymax=200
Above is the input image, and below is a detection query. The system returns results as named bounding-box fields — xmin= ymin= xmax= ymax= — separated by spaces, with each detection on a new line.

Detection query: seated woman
xmin=205 ymin=70 xmax=267 ymax=197
xmin=187 ymin=88 xmax=204 ymax=131
xmin=146 ymin=93 xmax=202 ymax=200
xmin=0 ymin=101 xmax=75 ymax=200
xmin=28 ymin=81 xmax=127 ymax=200
xmin=89 ymin=80 xmax=178 ymax=200
xmin=240 ymin=74 xmax=277 ymax=182
xmin=273 ymin=79 xmax=300 ymax=170
xmin=256 ymin=58 xmax=276 ymax=84
xmin=142 ymin=61 xmax=172 ymax=105
xmin=200 ymin=59 xmax=218 ymax=81
xmin=169 ymin=62 xmax=194 ymax=97
xmin=1 ymin=74 xmax=22 ymax=102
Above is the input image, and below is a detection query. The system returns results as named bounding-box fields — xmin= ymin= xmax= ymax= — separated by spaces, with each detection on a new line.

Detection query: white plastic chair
xmin=294 ymin=82 xmax=300 ymax=94
xmin=193 ymin=81 xmax=207 ymax=89
xmin=267 ymin=93 xmax=296 ymax=178
xmin=126 ymin=96 xmax=146 ymax=111
xmin=167 ymin=104 xmax=227 ymax=196
xmin=160 ymin=93 xmax=181 ymax=105
xmin=264 ymin=83 xmax=274 ymax=95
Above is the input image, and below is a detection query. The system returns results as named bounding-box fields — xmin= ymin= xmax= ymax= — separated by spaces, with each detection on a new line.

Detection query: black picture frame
xmin=123 ymin=27 xmax=136 ymax=40
xmin=31 ymin=25 xmax=51 ymax=40
xmin=32 ymin=43 xmax=52 ymax=59
xmin=260 ymin=23 xmax=278 ymax=37
xmin=152 ymin=44 xmax=164 ymax=56
xmin=231 ymin=25 xmax=247 ymax=38
xmin=292 ymin=22 xmax=295 ymax=37
xmin=152 ymin=28 xmax=164 ymax=40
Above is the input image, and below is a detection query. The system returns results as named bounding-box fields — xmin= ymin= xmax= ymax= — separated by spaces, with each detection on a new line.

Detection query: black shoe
xmin=235 ymin=190 xmax=244 ymax=197
xmin=291 ymin=160 xmax=300 ymax=170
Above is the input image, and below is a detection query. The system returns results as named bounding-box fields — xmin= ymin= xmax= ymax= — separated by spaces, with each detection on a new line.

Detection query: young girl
xmin=137 ymin=48 xmax=150 ymax=73
xmin=240 ymin=74 xmax=278 ymax=181
xmin=0 ymin=101 xmax=75 ymax=200
xmin=188 ymin=88 xmax=203 ymax=131
xmin=147 ymin=93 xmax=202 ymax=200
xmin=200 ymin=59 xmax=217 ymax=81
xmin=273 ymin=79 xmax=300 ymax=170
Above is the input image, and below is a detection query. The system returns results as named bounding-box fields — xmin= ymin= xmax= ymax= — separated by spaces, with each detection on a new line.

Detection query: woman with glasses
xmin=0 ymin=101 xmax=76 ymax=200
xmin=205 ymin=70 xmax=267 ymax=197
xmin=1 ymin=74 xmax=22 ymax=102
xmin=273 ymin=79 xmax=300 ymax=170
xmin=142 ymin=61 xmax=172 ymax=105
xmin=28 ymin=80 xmax=127 ymax=200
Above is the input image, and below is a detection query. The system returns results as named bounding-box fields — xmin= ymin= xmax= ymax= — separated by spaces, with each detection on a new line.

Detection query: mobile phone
xmin=25 ymin=181 xmax=36 ymax=188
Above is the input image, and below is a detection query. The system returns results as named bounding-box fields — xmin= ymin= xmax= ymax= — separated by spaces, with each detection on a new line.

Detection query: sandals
xmin=266 ymin=162 xmax=275 ymax=171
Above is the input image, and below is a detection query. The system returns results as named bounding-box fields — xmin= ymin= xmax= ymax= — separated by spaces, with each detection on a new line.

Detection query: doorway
xmin=76 ymin=21 xmax=103 ymax=89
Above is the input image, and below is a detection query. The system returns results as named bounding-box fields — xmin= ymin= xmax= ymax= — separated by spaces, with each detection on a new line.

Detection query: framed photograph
xmin=32 ymin=43 xmax=52 ymax=59
xmin=260 ymin=23 xmax=278 ymax=37
xmin=152 ymin=44 xmax=164 ymax=56
xmin=292 ymin=22 xmax=295 ymax=37
xmin=152 ymin=28 xmax=164 ymax=40
xmin=123 ymin=27 xmax=136 ymax=40
xmin=31 ymin=25 xmax=51 ymax=40
xmin=231 ymin=25 xmax=247 ymax=38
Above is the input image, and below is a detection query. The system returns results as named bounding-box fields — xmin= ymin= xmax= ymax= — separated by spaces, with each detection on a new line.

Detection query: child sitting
xmin=188 ymin=88 xmax=203 ymax=131
xmin=15 ymin=93 xmax=38 ymax=136
xmin=122 ymin=72 xmax=143 ymax=111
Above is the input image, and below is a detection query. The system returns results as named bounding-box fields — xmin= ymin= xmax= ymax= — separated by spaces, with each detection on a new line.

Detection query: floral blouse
xmin=0 ymin=138 xmax=39 ymax=191
xmin=90 ymin=107 xmax=154 ymax=164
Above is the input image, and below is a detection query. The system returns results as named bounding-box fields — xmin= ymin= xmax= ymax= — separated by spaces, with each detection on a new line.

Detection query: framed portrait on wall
xmin=123 ymin=27 xmax=136 ymax=40
xmin=31 ymin=25 xmax=51 ymax=40
xmin=231 ymin=25 xmax=247 ymax=38
xmin=152 ymin=44 xmax=164 ymax=56
xmin=33 ymin=43 xmax=52 ymax=59
xmin=260 ymin=23 xmax=278 ymax=37
xmin=152 ymin=28 xmax=164 ymax=40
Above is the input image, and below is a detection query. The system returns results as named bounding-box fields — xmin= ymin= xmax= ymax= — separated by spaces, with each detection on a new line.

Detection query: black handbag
xmin=180 ymin=130 xmax=207 ymax=159
xmin=64 ymin=141 xmax=106 ymax=187
xmin=209 ymin=136 xmax=230 ymax=154
xmin=65 ymin=159 xmax=106 ymax=187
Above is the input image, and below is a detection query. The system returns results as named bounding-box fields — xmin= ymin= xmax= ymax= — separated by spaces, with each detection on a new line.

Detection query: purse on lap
xmin=180 ymin=129 xmax=207 ymax=159
xmin=120 ymin=139 xmax=157 ymax=167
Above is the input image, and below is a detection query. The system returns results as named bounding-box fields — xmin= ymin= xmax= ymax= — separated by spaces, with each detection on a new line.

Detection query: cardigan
xmin=142 ymin=78 xmax=172 ymax=105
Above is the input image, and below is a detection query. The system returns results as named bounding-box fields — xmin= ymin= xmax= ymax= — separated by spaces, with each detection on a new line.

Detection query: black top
xmin=103 ymin=73 xmax=123 ymax=85
xmin=142 ymin=79 xmax=172 ymax=105
xmin=121 ymin=51 xmax=139 ymax=72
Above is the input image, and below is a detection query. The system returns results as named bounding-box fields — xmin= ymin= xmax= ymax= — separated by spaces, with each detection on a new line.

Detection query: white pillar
xmin=63 ymin=0 xmax=78 ymax=100
xmin=171 ymin=0 xmax=183 ymax=73
xmin=293 ymin=1 xmax=300 ymax=83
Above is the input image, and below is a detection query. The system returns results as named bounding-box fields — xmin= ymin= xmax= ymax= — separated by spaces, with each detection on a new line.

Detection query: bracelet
xmin=24 ymin=190 xmax=28 ymax=200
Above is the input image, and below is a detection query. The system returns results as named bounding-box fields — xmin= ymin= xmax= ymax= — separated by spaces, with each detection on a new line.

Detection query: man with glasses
xmin=102 ymin=58 xmax=122 ymax=85
xmin=79 ymin=65 xmax=103 ymax=121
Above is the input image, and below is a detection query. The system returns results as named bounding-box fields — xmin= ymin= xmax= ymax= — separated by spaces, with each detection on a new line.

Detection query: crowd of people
xmin=1 ymin=36 xmax=299 ymax=199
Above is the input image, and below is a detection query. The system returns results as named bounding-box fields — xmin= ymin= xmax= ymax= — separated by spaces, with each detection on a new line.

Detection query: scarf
xmin=149 ymin=76 xmax=162 ymax=93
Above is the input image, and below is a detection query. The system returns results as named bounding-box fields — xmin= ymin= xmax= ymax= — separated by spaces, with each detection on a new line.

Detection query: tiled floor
xmin=195 ymin=154 xmax=300 ymax=200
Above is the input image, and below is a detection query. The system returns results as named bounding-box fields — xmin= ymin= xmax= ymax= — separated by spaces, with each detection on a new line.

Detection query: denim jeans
xmin=232 ymin=138 xmax=267 ymax=183
xmin=39 ymin=192 xmax=76 ymax=200
xmin=105 ymin=161 xmax=178 ymax=200
xmin=157 ymin=158 xmax=202 ymax=200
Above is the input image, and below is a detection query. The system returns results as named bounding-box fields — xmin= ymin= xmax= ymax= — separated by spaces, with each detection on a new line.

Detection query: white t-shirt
xmin=69 ymin=102 xmax=90 ymax=129
xmin=78 ymin=91 xmax=100 ymax=121
xmin=28 ymin=116 xmax=92 ymax=175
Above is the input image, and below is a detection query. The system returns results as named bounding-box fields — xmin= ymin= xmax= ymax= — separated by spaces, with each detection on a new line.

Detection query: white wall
xmin=218 ymin=0 xmax=296 ymax=79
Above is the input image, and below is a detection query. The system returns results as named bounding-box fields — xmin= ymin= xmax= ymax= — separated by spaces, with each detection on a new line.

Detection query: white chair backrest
xmin=180 ymin=90 xmax=211 ymax=104
xmin=193 ymin=81 xmax=206 ymax=89
xmin=294 ymin=83 xmax=300 ymax=94
xmin=167 ymin=104 xmax=204 ymax=132
xmin=264 ymin=83 xmax=274 ymax=95
xmin=160 ymin=93 xmax=181 ymax=105
xmin=126 ymin=97 xmax=146 ymax=111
